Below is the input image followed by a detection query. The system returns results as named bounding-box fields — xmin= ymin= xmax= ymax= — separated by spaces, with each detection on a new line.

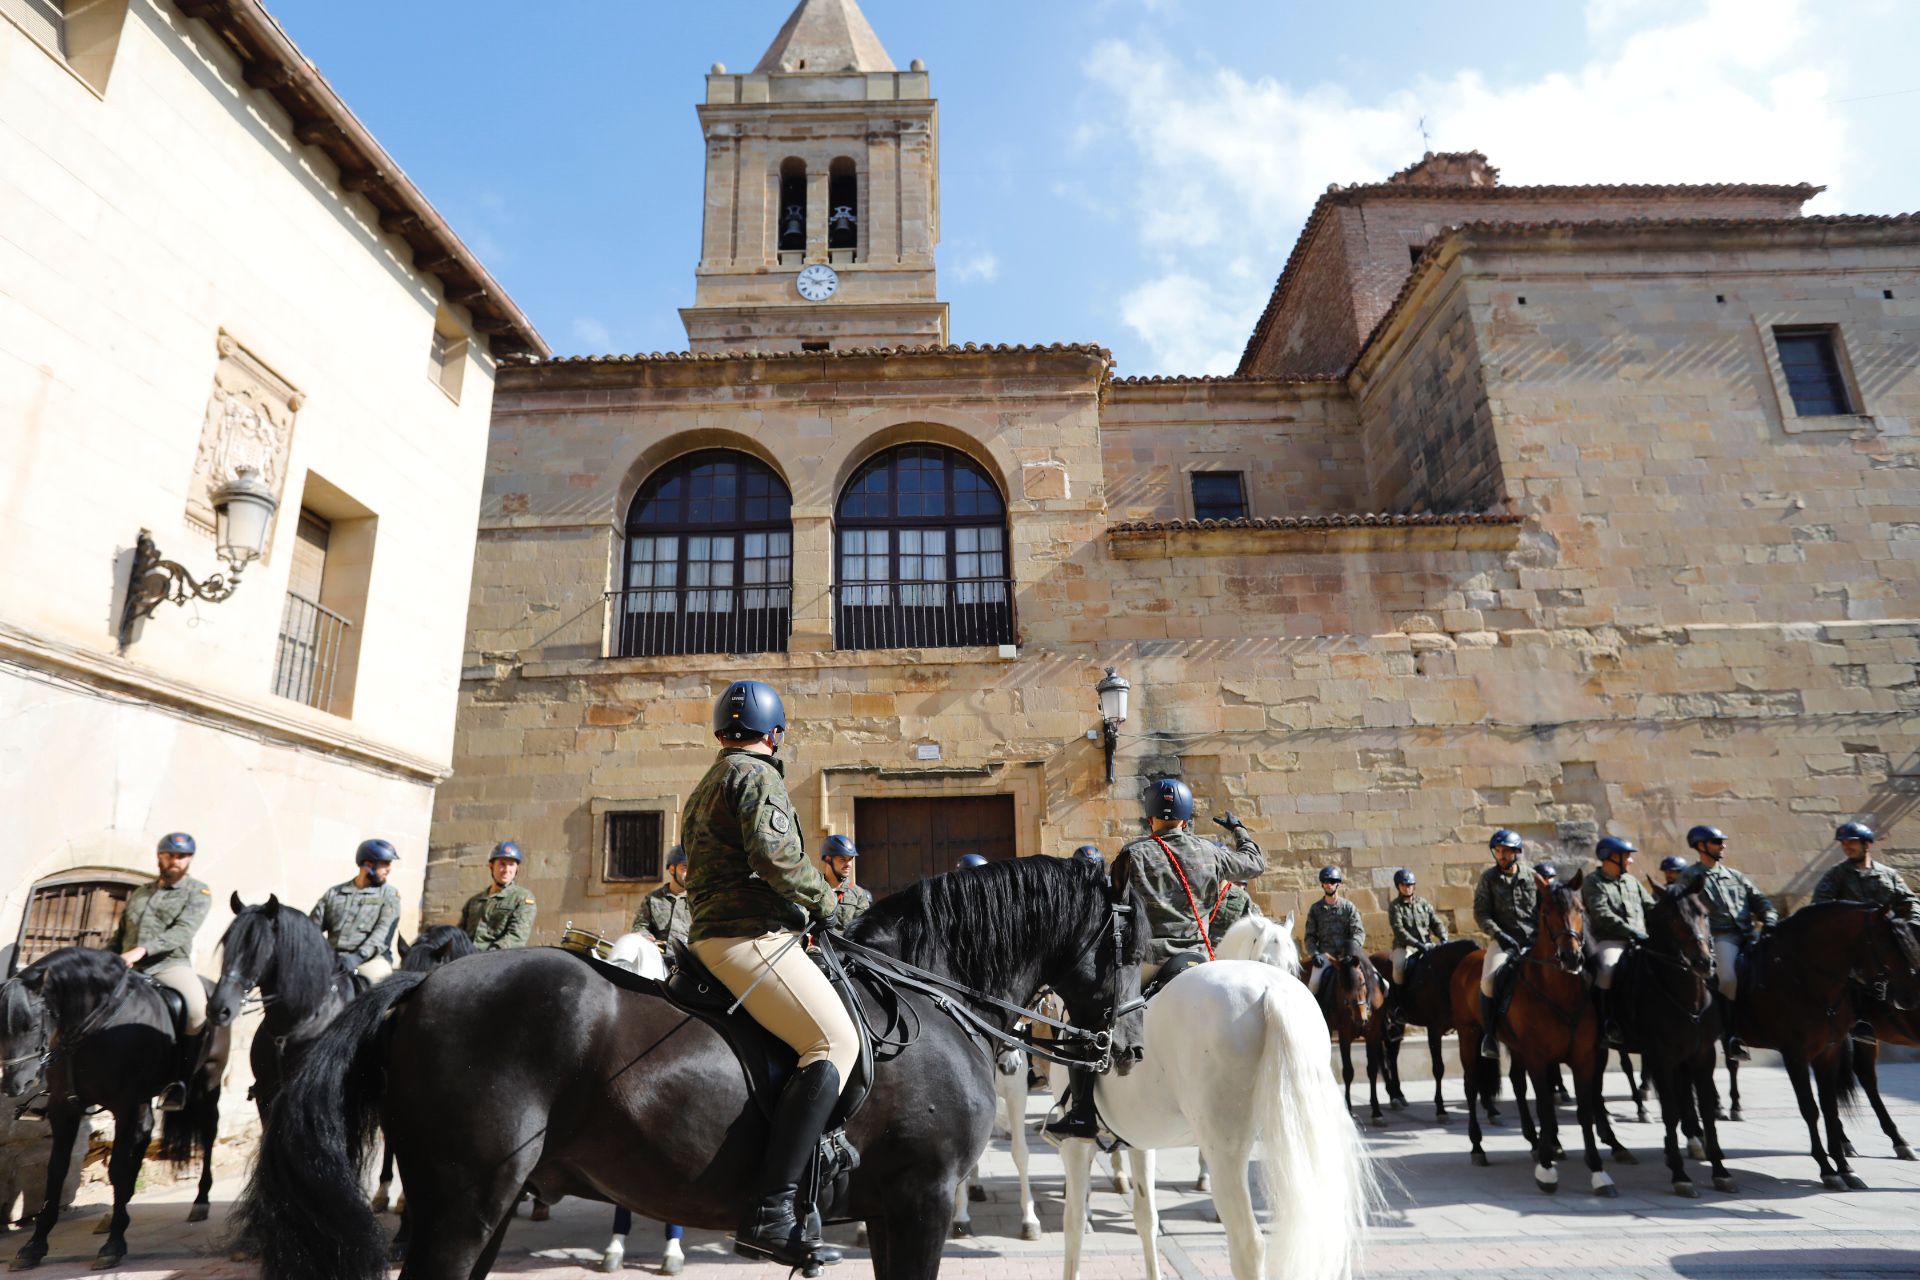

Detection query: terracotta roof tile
xmin=510 ymin=341 xmax=1113 ymax=367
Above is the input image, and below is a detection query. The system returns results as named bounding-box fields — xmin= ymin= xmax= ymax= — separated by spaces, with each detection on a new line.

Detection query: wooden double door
xmin=851 ymin=795 xmax=1016 ymax=902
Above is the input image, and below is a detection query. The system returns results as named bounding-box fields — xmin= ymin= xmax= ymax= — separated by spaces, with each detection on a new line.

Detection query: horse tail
xmin=234 ymin=972 xmax=425 ymax=1280
xmin=1253 ymin=977 xmax=1380 ymax=1280
xmin=157 ymin=1097 xmax=196 ymax=1165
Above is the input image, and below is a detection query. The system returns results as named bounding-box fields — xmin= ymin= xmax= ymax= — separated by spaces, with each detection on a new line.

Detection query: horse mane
xmin=1 ymin=973 xmax=43 ymax=1037
xmin=1772 ymin=900 xmax=1872 ymax=942
xmin=399 ymin=925 xmax=477 ymax=973
xmin=849 ymin=856 xmax=1146 ymax=992
xmin=223 ymin=904 xmax=342 ymax=1011
xmin=10 ymin=947 xmax=126 ymax=1030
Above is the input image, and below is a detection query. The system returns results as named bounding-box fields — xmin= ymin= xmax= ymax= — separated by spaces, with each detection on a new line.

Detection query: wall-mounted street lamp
xmin=1095 ymin=665 xmax=1131 ymax=785
xmin=118 ymin=466 xmax=279 ymax=649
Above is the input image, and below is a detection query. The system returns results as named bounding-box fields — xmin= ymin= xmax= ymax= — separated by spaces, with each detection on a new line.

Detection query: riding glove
xmin=1212 ymin=814 xmax=1246 ymax=832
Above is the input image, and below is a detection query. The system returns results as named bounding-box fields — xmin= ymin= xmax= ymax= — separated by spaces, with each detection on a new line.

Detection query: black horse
xmin=236 ymin=855 xmax=1145 ymax=1280
xmin=208 ymin=893 xmax=361 ymax=1123
xmin=372 ymin=926 xmax=480 ymax=1218
xmin=0 ymin=948 xmax=227 ymax=1270
xmin=1606 ymin=876 xmax=1734 ymax=1196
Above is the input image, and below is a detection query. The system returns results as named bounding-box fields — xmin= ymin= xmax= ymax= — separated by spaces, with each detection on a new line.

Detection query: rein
xmin=1151 ymin=835 xmax=1216 ymax=962
xmin=6 ymin=965 xmax=135 ymax=1117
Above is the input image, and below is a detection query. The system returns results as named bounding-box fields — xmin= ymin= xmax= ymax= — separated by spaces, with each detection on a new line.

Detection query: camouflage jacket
xmin=1582 ymin=867 xmax=1653 ymax=943
xmin=633 ymin=885 xmax=692 ymax=949
xmin=108 ymin=876 xmax=211 ymax=969
xmin=1388 ymin=895 xmax=1448 ymax=950
xmin=684 ymin=749 xmax=834 ymax=943
xmin=310 ymin=879 xmax=401 ymax=966
xmin=1680 ymin=859 xmax=1778 ymax=936
xmin=827 ymin=882 xmax=874 ymax=931
xmin=1473 ymin=863 xmax=1537 ymax=941
xmin=1207 ymin=883 xmax=1259 ymax=947
xmin=1811 ymin=860 xmax=1917 ymax=915
xmin=460 ymin=882 xmax=536 ymax=951
xmin=1305 ymin=896 xmax=1365 ymax=956
xmin=1113 ymin=825 xmax=1266 ymax=966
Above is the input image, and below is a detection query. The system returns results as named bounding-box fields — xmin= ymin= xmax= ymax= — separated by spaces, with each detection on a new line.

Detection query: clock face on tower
xmin=795 ymin=264 xmax=839 ymax=302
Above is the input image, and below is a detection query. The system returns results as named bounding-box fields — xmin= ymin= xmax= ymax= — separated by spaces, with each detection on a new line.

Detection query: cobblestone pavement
xmin=6 ymin=1058 xmax=1918 ymax=1278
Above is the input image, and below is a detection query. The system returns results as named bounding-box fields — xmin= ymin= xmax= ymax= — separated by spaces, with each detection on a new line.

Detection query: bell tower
xmin=681 ymin=0 xmax=947 ymax=353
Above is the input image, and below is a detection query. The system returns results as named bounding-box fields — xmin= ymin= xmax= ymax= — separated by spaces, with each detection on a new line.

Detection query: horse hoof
xmin=1391 ymin=1097 xmax=1408 ymax=1111
xmin=1534 ymin=1177 xmax=1560 ymax=1195
xmin=187 ymin=1201 xmax=210 ymax=1224
xmin=1674 ymin=1181 xmax=1697 ymax=1198
xmin=1897 ymin=1144 xmax=1916 ymax=1162
xmin=1613 ymin=1148 xmax=1638 ymax=1166
xmin=1021 ymin=1222 xmax=1042 ymax=1242
xmin=1729 ymin=1108 xmax=1742 ymax=1122
xmin=1844 ymin=1173 xmax=1868 ymax=1191
xmin=9 ymin=1245 xmax=46 ymax=1272
xmin=91 ymin=1215 xmax=110 ymax=1237
xmin=968 ymin=1184 xmax=987 ymax=1203
xmin=1471 ymin=1150 xmax=1489 ymax=1167
xmin=854 ymin=1225 xmax=869 ymax=1249
xmin=1821 ymin=1173 xmax=1847 ymax=1191
xmin=1435 ymin=1106 xmax=1450 ymax=1120
xmin=951 ymin=1222 xmax=970 ymax=1239
xmin=1688 ymin=1139 xmax=1706 ymax=1161
xmin=1594 ymin=1182 xmax=1618 ymax=1199
xmin=1635 ymin=1110 xmax=1649 ymax=1124
xmin=1713 ymin=1175 xmax=1739 ymax=1194
xmin=1551 ymin=1144 xmax=1566 ymax=1161
xmin=660 ymin=1248 xmax=684 ymax=1275
xmin=370 ymin=1189 xmax=390 ymax=1214
xmin=90 ymin=1247 xmax=125 ymax=1272
xmin=1194 ymin=1172 xmax=1210 ymax=1193
xmin=530 ymin=1203 xmax=551 ymax=1223
xmin=1843 ymin=1142 xmax=1859 ymax=1159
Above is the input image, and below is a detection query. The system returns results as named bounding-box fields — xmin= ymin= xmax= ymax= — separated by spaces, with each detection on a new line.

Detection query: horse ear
xmin=230 ymin=891 xmax=246 ymax=916
xmin=1645 ymin=874 xmax=1661 ymax=895
xmin=397 ymin=935 xmax=412 ymax=958
xmin=1569 ymin=869 xmax=1585 ymax=890
xmin=264 ymin=894 xmax=280 ymax=917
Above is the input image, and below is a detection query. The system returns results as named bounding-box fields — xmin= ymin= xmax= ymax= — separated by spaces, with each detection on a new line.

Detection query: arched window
xmin=835 ymin=444 xmax=1012 ymax=650
xmin=619 ymin=451 xmax=792 ymax=657
xmin=778 ymin=159 xmax=807 ymax=263
xmin=828 ymin=157 xmax=858 ymax=261
xmin=15 ymin=872 xmax=146 ymax=970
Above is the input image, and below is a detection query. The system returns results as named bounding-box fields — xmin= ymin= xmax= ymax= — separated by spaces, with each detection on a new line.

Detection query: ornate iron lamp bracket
xmin=117 ymin=530 xmax=242 ymax=649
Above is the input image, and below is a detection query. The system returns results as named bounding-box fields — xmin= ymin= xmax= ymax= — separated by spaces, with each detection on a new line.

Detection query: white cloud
xmin=953 ymin=250 xmax=1001 ymax=283
xmin=572 ymin=317 xmax=613 ymax=351
xmin=1085 ymin=0 xmax=1849 ymax=373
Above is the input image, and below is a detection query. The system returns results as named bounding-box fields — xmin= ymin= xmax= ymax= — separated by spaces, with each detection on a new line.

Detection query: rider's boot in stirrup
xmin=1601 ymin=990 xmax=1626 ymax=1048
xmin=735 ymin=1061 xmax=842 ymax=1269
xmin=1044 ymin=1067 xmax=1100 ymax=1140
xmin=159 ymin=1029 xmax=204 ymax=1112
xmin=1715 ymin=993 xmax=1750 ymax=1062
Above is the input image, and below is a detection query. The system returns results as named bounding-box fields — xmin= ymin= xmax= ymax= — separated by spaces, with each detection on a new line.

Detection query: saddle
xmin=137 ymin=973 xmax=192 ymax=1045
xmin=1141 ymin=950 xmax=1206 ymax=1001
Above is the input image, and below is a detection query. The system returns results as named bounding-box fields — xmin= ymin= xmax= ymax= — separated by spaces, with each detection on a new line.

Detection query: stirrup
xmin=1479 ymin=1032 xmax=1501 ymax=1062
xmin=1724 ymin=1038 xmax=1751 ymax=1063
xmin=158 ymin=1082 xmax=188 ymax=1112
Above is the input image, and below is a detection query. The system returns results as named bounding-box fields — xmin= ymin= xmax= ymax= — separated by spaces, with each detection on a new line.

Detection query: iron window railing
xmin=610 ymin=584 xmax=793 ymax=658
xmin=273 ymin=591 xmax=352 ymax=711
xmin=833 ymin=575 xmax=1015 ymax=651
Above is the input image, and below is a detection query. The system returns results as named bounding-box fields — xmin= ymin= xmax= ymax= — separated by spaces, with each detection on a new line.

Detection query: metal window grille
xmin=1774 ymin=327 xmax=1854 ymax=416
xmin=605 ymin=812 xmax=663 ymax=883
xmin=273 ymin=591 xmax=352 ymax=711
xmin=1190 ymin=471 xmax=1248 ymax=521
xmin=15 ymin=879 xmax=137 ymax=971
xmin=2 ymin=0 xmax=66 ymax=56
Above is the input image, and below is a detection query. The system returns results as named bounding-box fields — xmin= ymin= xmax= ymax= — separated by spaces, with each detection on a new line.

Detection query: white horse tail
xmin=1252 ymin=977 xmax=1376 ymax=1280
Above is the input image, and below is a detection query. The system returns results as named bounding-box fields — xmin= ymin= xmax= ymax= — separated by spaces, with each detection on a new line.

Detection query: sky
xmin=265 ymin=0 xmax=1920 ymax=376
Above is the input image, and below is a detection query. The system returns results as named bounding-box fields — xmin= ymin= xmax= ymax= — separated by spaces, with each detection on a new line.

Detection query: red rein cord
xmin=1152 ymin=835 xmax=1217 ymax=962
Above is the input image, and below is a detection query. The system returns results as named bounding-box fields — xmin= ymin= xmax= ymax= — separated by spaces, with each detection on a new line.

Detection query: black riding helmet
xmin=713 ymin=679 xmax=786 ymax=741
xmin=1596 ymin=836 xmax=1637 ymax=861
xmin=1144 ymin=777 xmax=1194 ymax=823
xmin=1658 ymin=855 xmax=1688 ymax=874
xmin=1686 ymin=824 xmax=1726 ymax=850
xmin=1392 ymin=868 xmax=1416 ymax=887
xmin=1836 ymin=821 xmax=1876 ymax=844
xmin=1072 ymin=844 xmax=1104 ymax=866
xmin=1319 ymin=865 xmax=1343 ymax=885
xmin=1489 ymin=829 xmax=1523 ymax=854
xmin=356 ymin=838 xmax=398 ymax=865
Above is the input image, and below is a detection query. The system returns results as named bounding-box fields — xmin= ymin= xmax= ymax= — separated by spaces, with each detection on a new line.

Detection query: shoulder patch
xmin=200 ymin=887 xmax=211 ymax=895
xmin=769 ymin=809 xmax=790 ymax=834
xmin=524 ymin=895 xmax=536 ymax=905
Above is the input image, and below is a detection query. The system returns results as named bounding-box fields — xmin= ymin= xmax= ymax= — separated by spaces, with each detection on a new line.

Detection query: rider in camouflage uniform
xmin=311 ymin=839 xmax=403 ymax=983
xmin=1813 ymin=822 xmax=1916 ymax=914
xmin=634 ymin=845 xmax=692 ymax=952
xmin=683 ymin=680 xmax=847 ymax=1270
xmin=1659 ymin=854 xmax=1689 ymax=887
xmin=459 ymin=840 xmax=537 ymax=951
xmin=1583 ymin=836 xmax=1653 ymax=1045
xmin=1678 ymin=824 xmax=1777 ymax=1061
xmin=1046 ymin=777 xmax=1265 ymax=1140
xmin=1304 ymin=866 xmax=1365 ymax=994
xmin=1475 ymin=829 xmax=1537 ymax=1060
xmin=109 ymin=832 xmax=212 ymax=1111
xmin=821 ymin=834 xmax=872 ymax=930
xmin=1387 ymin=867 xmax=1447 ymax=983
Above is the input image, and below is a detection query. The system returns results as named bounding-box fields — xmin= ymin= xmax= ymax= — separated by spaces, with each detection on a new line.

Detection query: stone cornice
xmin=1109 ymin=513 xmax=1524 ymax=558
xmin=496 ymin=343 xmax=1113 ymax=392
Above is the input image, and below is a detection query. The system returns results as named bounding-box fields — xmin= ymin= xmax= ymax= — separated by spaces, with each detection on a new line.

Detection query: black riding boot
xmin=1600 ymin=988 xmax=1626 ymax=1048
xmin=736 ymin=1061 xmax=842 ymax=1269
xmin=1713 ymin=992 xmax=1750 ymax=1062
xmin=1044 ymin=1067 xmax=1100 ymax=1140
xmin=158 ymin=1029 xmax=205 ymax=1113
xmin=1481 ymin=963 xmax=1519 ymax=1061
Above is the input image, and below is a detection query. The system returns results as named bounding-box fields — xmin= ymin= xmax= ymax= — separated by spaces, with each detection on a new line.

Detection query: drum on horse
xmin=1315 ymin=942 xmax=1390 ymax=1123
xmin=1452 ymin=870 xmax=1623 ymax=1196
xmin=1372 ymin=938 xmax=1487 ymax=1122
xmin=371 ymin=926 xmax=481 ymax=1218
xmin=0 ymin=948 xmax=228 ymax=1271
xmin=1058 ymin=949 xmax=1376 ymax=1280
xmin=208 ymin=894 xmax=365 ymax=1124
xmin=1602 ymin=875 xmax=1736 ymax=1196
xmin=1725 ymin=901 xmax=1920 ymax=1190
xmin=236 ymin=855 xmax=1145 ymax=1280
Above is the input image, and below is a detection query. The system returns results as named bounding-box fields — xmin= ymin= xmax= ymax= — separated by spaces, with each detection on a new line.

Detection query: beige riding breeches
xmin=691 ymin=932 xmax=859 ymax=1082
xmin=1390 ymin=947 xmax=1410 ymax=984
xmin=357 ymin=956 xmax=393 ymax=985
xmin=1592 ymin=940 xmax=1627 ymax=991
xmin=1714 ymin=935 xmax=1741 ymax=1001
xmin=1479 ymin=936 xmax=1512 ymax=998
xmin=1307 ymin=956 xmax=1331 ymax=994
xmin=147 ymin=960 xmax=207 ymax=1034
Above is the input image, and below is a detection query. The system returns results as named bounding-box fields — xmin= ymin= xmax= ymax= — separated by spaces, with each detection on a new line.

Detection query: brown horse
xmin=1317 ymin=943 xmax=1390 ymax=1123
xmin=1729 ymin=902 xmax=1920 ymax=1188
xmin=1451 ymin=870 xmax=1620 ymax=1195
xmin=1374 ymin=939 xmax=1490 ymax=1121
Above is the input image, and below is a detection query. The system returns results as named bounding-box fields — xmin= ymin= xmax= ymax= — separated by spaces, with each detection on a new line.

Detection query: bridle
xmin=4 ymin=966 xmax=133 ymax=1118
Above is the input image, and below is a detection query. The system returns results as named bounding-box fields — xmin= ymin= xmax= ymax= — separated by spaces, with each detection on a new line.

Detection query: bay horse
xmin=208 ymin=893 xmax=363 ymax=1125
xmin=1372 ymin=938 xmax=1484 ymax=1121
xmin=1059 ymin=951 xmax=1375 ymax=1280
xmin=1317 ymin=942 xmax=1390 ymax=1123
xmin=1728 ymin=902 xmax=1920 ymax=1189
xmin=1607 ymin=875 xmax=1735 ymax=1196
xmin=1845 ymin=1001 xmax=1920 ymax=1161
xmin=0 ymin=948 xmax=227 ymax=1270
xmin=235 ymin=855 xmax=1146 ymax=1280
xmin=1451 ymin=870 xmax=1619 ymax=1195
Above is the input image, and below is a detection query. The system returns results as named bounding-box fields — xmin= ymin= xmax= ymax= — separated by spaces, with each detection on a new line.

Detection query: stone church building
xmin=428 ymin=0 xmax=1919 ymax=944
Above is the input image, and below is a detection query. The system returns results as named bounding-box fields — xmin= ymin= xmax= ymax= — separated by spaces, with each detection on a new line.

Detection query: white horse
xmin=597 ymin=934 xmax=674 ymax=1274
xmin=950 ymin=1046 xmax=1044 ymax=1240
xmin=1062 ymin=942 xmax=1368 ymax=1280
